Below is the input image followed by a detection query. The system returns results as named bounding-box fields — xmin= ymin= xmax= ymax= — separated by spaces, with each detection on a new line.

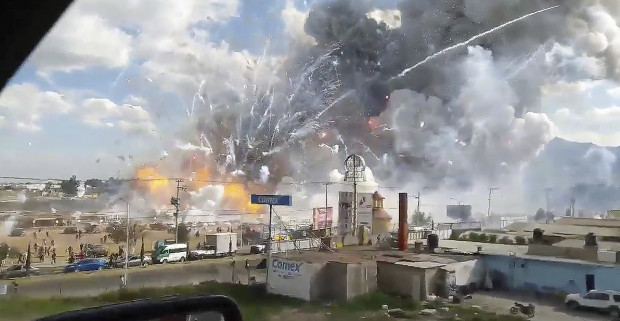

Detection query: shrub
xmin=449 ymin=230 xmax=461 ymax=240
xmin=514 ymin=236 xmax=527 ymax=245
xmin=468 ymin=232 xmax=480 ymax=242
xmin=488 ymin=234 xmax=498 ymax=243
xmin=498 ymin=236 xmax=514 ymax=244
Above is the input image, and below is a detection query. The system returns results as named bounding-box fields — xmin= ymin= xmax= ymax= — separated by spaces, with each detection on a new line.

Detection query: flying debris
xmin=126 ymin=0 xmax=620 ymax=216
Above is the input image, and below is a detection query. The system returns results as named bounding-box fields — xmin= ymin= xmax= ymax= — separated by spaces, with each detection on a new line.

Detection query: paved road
xmin=469 ymin=292 xmax=609 ymax=321
xmin=0 ymin=255 xmax=265 ymax=298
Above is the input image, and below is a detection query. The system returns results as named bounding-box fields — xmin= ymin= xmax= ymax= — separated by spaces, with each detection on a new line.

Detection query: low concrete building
xmin=377 ymin=260 xmax=444 ymax=300
xmin=266 ymin=252 xmax=376 ymax=301
xmin=484 ymin=253 xmax=620 ymax=295
xmin=376 ymin=253 xmax=484 ymax=301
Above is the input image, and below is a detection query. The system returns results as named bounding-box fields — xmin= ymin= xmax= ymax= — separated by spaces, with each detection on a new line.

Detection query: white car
xmin=565 ymin=290 xmax=620 ymax=317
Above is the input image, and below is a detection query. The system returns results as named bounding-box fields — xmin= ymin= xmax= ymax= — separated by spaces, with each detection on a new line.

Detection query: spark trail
xmin=392 ymin=5 xmax=560 ymax=80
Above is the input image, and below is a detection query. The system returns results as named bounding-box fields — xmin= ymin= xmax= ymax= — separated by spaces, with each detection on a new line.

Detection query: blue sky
xmin=0 ymin=0 xmax=322 ymax=179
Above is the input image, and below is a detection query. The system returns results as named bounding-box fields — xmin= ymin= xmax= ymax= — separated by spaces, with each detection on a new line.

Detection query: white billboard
xmin=267 ymin=257 xmax=312 ymax=300
xmin=338 ymin=192 xmax=373 ymax=234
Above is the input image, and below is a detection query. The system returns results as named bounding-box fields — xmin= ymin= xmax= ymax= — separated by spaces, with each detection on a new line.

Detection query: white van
xmin=151 ymin=243 xmax=188 ymax=264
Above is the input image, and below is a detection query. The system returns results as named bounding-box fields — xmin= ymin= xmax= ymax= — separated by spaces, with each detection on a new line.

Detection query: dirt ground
xmin=468 ymin=292 xmax=609 ymax=321
xmin=0 ymin=226 xmax=220 ymax=266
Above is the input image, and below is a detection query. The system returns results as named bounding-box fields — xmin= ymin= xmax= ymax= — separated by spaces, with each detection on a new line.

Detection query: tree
xmin=411 ymin=212 xmax=432 ymax=226
xmin=60 ymin=175 xmax=79 ymax=196
xmin=0 ymin=243 xmax=20 ymax=262
xmin=534 ymin=208 xmax=546 ymax=221
xmin=104 ymin=177 xmax=123 ymax=194
xmin=514 ymin=236 xmax=527 ymax=245
xmin=585 ymin=232 xmax=597 ymax=247
xmin=84 ymin=179 xmax=103 ymax=188
xmin=176 ymin=223 xmax=191 ymax=244
xmin=532 ymin=228 xmax=544 ymax=244
xmin=110 ymin=224 xmax=145 ymax=244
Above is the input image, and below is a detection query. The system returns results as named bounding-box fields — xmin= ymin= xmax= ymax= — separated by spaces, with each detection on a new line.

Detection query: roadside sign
xmin=251 ymin=194 xmax=292 ymax=206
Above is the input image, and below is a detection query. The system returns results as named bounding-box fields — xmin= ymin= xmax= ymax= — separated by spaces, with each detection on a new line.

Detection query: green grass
xmin=0 ymin=283 xmax=525 ymax=321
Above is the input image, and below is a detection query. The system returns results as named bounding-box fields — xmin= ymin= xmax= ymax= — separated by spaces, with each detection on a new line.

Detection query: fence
xmin=269 ymin=238 xmax=321 ymax=254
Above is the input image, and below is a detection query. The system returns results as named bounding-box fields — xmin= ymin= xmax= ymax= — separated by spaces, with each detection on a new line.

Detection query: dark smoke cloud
xmin=177 ymin=0 xmax=620 ymax=205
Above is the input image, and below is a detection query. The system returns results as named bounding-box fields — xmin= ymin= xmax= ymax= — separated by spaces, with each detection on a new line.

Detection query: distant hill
xmin=523 ymin=137 xmax=620 ymax=212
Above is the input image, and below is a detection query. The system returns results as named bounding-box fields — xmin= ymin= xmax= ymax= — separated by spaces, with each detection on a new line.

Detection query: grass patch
xmin=0 ymin=283 xmax=525 ymax=321
xmin=0 ymin=282 xmax=305 ymax=321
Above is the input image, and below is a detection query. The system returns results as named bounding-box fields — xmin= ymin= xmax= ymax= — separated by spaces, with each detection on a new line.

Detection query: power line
xmin=0 ymin=176 xmax=398 ymax=188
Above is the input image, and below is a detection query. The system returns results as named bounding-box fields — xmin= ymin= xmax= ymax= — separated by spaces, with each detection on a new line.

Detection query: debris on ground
xmin=419 ymin=308 xmax=438 ymax=316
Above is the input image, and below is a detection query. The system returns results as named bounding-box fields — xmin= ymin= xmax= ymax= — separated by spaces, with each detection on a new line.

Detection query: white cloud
xmin=552 ymin=106 xmax=620 ymax=146
xmin=281 ymin=0 xmax=316 ymax=45
xmin=28 ymin=0 xmax=240 ymax=74
xmin=78 ymin=98 xmax=154 ymax=135
xmin=0 ymin=83 xmax=72 ymax=131
xmin=29 ymin=11 xmax=132 ymax=74
xmin=366 ymin=9 xmax=402 ymax=30
xmin=140 ymin=41 xmax=269 ymax=102
xmin=542 ymin=79 xmax=620 ymax=146
xmin=118 ymin=120 xmax=156 ymax=136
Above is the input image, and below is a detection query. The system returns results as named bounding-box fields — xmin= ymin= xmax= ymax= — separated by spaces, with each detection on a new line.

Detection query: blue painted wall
xmin=483 ymin=254 xmax=620 ymax=295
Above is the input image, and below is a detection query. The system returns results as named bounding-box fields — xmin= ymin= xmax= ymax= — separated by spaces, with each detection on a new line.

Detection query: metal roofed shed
xmin=266 ymin=252 xmax=376 ymax=302
xmin=376 ymin=255 xmax=484 ymax=301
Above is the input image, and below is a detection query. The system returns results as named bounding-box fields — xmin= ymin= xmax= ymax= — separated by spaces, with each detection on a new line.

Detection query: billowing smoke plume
xmin=525 ymin=138 xmax=620 ymax=213
xmin=134 ymin=0 xmax=620 ymax=215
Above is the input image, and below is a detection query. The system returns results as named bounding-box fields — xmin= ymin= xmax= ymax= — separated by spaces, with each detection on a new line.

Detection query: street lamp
xmin=118 ymin=198 xmax=130 ymax=287
xmin=449 ymin=197 xmax=463 ymax=205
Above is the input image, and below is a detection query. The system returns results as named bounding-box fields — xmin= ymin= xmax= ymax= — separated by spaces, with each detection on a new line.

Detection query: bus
xmin=151 ymin=243 xmax=188 ymax=264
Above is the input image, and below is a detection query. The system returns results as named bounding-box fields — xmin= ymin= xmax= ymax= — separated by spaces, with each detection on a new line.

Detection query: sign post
xmin=251 ymin=194 xmax=292 ymax=288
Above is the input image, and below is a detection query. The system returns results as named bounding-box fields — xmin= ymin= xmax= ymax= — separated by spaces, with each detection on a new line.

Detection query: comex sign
xmin=272 ymin=258 xmax=303 ymax=279
xmin=250 ymin=194 xmax=292 ymax=206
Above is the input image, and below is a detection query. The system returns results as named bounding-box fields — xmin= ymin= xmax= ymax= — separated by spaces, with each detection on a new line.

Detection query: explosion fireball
xmin=124 ymin=0 xmax=620 ymax=216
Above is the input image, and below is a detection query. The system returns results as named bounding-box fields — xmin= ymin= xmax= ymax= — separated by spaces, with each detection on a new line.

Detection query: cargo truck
xmin=204 ymin=232 xmax=237 ymax=257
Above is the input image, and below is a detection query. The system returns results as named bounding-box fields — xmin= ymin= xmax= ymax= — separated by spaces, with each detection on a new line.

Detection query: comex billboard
xmin=446 ymin=205 xmax=473 ymax=221
xmin=272 ymin=258 xmax=304 ymax=279
xmin=312 ymin=207 xmax=333 ymax=229
xmin=338 ymin=191 xmax=373 ymax=234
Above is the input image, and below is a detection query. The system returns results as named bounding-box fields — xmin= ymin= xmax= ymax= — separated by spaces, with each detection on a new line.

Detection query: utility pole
xmin=487 ymin=187 xmax=499 ymax=217
xmin=324 ymin=182 xmax=333 ymax=229
xmin=118 ymin=198 xmax=130 ymax=287
xmin=545 ymin=188 xmax=552 ymax=214
xmin=170 ymin=179 xmax=186 ymax=243
xmin=352 ymin=156 xmax=357 ymax=236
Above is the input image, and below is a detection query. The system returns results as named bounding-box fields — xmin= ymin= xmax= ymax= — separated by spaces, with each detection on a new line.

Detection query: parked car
xmin=189 ymin=249 xmax=215 ymax=261
xmin=565 ymin=290 xmax=620 ymax=318
xmin=62 ymin=226 xmax=78 ymax=234
xmin=64 ymin=258 xmax=107 ymax=273
xmin=250 ymin=244 xmax=266 ymax=254
xmin=114 ymin=255 xmax=152 ymax=268
xmin=84 ymin=224 xmax=101 ymax=234
xmin=9 ymin=228 xmax=25 ymax=237
xmin=0 ymin=265 xmax=40 ymax=279
xmin=85 ymin=244 xmax=108 ymax=257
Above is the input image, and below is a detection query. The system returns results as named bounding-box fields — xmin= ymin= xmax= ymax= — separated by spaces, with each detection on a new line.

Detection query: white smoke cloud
xmin=259 ymin=166 xmax=270 ymax=184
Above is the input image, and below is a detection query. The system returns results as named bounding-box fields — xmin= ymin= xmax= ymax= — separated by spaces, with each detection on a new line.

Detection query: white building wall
xmin=444 ymin=259 xmax=485 ymax=287
xmin=267 ymin=257 xmax=316 ymax=301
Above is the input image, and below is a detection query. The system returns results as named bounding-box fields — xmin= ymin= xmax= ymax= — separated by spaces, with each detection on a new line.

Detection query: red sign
xmin=313 ymin=207 xmax=333 ymax=229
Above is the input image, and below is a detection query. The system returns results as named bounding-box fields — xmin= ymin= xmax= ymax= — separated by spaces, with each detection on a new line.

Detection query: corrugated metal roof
xmin=394 ymin=261 xmax=445 ymax=269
